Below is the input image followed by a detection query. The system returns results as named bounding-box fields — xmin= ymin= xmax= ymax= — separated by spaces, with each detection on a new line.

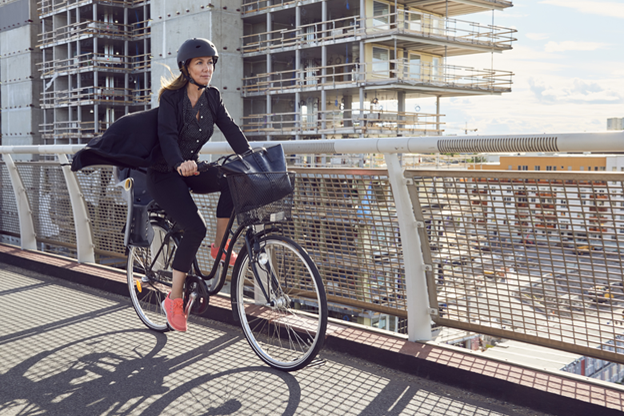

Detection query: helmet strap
xmin=182 ymin=64 xmax=208 ymax=91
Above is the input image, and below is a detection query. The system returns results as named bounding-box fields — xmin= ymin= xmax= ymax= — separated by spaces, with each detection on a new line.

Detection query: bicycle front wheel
xmin=127 ymin=221 xmax=178 ymax=332
xmin=232 ymin=234 xmax=327 ymax=371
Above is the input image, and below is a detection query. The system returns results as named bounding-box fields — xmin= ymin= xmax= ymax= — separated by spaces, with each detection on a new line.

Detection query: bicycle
xmin=121 ymin=159 xmax=328 ymax=371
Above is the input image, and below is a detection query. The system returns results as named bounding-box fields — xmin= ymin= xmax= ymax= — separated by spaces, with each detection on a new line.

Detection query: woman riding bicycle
xmin=150 ymin=38 xmax=251 ymax=332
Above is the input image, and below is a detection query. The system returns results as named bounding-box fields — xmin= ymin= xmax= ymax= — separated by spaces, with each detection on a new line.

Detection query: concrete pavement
xmin=0 ymin=263 xmax=552 ymax=416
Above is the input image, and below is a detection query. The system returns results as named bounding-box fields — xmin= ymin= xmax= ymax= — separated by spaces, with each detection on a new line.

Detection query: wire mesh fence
xmin=407 ymin=169 xmax=624 ymax=363
xmin=3 ymin=158 xmax=624 ymax=362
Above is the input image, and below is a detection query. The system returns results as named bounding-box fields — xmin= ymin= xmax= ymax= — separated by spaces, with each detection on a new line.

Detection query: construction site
xmin=1 ymin=0 xmax=516 ymax=147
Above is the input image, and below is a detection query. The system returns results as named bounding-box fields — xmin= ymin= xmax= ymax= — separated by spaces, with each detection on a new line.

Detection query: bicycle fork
xmin=244 ymin=229 xmax=279 ymax=308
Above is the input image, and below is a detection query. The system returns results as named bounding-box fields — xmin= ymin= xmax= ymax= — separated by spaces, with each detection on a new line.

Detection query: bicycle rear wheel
xmin=127 ymin=221 xmax=178 ymax=332
xmin=231 ymin=234 xmax=327 ymax=371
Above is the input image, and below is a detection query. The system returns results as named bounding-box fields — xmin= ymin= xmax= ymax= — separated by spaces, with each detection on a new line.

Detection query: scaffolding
xmin=240 ymin=0 xmax=515 ymax=140
xmin=37 ymin=0 xmax=151 ymax=145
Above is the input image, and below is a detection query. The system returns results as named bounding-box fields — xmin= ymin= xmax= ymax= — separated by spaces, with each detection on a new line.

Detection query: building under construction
xmin=0 ymin=0 xmax=515 ymax=146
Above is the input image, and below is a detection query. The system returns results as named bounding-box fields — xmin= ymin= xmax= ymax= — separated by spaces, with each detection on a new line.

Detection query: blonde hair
xmin=158 ymin=63 xmax=188 ymax=100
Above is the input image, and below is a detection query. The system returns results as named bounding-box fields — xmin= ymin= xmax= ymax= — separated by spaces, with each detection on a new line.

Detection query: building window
xmin=547 ymin=166 xmax=553 ymax=171
xmin=372 ymin=47 xmax=390 ymax=77
xmin=431 ymin=57 xmax=441 ymax=81
xmin=406 ymin=11 xmax=422 ymax=31
xmin=409 ymin=54 xmax=421 ymax=79
xmin=535 ymin=166 xmax=541 ymax=171
xmin=508 ymin=165 xmax=513 ymax=170
xmin=373 ymin=2 xmax=390 ymax=28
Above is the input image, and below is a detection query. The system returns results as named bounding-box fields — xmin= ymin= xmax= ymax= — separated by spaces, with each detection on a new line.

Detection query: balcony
xmin=38 ymin=0 xmax=149 ymax=18
xmin=241 ymin=0 xmax=513 ymax=17
xmin=242 ymin=15 xmax=360 ymax=55
xmin=406 ymin=0 xmax=513 ymax=16
xmin=39 ymin=120 xmax=111 ymax=142
xmin=241 ymin=109 xmax=443 ymax=137
xmin=38 ymin=19 xmax=150 ymax=48
xmin=242 ymin=60 xmax=513 ymax=96
xmin=38 ymin=52 xmax=150 ymax=77
xmin=241 ymin=11 xmax=515 ymax=57
xmin=40 ymin=86 xmax=150 ymax=108
xmin=364 ymin=10 xmax=515 ymax=55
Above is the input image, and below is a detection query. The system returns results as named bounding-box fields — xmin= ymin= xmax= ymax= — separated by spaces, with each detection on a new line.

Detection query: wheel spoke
xmin=127 ymin=223 xmax=176 ymax=332
xmin=233 ymin=235 xmax=327 ymax=371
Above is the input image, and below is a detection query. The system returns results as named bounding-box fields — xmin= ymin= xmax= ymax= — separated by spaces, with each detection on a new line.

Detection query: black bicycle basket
xmin=227 ymin=171 xmax=295 ymax=226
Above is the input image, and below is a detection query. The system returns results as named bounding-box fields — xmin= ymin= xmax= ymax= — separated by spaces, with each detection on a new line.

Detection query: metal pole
xmin=384 ymin=153 xmax=432 ymax=341
xmin=2 ymin=155 xmax=37 ymax=250
xmin=57 ymin=153 xmax=95 ymax=263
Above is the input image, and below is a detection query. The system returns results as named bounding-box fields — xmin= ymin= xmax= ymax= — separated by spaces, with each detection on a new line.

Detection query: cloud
xmin=527 ymin=77 xmax=622 ymax=105
xmin=526 ymin=33 xmax=549 ymax=41
xmin=544 ymin=41 xmax=608 ymax=53
xmin=540 ymin=0 xmax=624 ymax=18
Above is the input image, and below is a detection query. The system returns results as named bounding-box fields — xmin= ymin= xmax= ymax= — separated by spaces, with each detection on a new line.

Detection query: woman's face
xmin=187 ymin=56 xmax=215 ymax=86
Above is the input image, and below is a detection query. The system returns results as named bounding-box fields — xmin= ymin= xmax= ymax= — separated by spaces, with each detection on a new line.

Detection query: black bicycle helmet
xmin=177 ymin=38 xmax=219 ymax=70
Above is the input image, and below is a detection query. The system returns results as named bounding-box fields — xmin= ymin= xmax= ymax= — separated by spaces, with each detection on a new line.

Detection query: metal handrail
xmin=3 ymin=132 xmax=624 ymax=366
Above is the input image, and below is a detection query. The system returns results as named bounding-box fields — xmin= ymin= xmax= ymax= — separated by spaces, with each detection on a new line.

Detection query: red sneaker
xmin=162 ymin=293 xmax=187 ymax=332
xmin=211 ymin=239 xmax=238 ymax=266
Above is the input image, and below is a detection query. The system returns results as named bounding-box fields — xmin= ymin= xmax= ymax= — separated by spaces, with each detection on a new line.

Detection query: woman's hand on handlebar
xmin=177 ymin=160 xmax=199 ymax=177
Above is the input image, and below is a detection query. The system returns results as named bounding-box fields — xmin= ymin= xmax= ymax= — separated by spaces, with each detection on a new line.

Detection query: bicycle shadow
xmin=0 ymin=327 xmax=301 ymax=416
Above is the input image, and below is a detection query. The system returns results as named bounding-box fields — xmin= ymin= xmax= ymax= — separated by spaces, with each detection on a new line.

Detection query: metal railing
xmin=40 ymin=87 xmax=151 ymax=108
xmin=38 ymin=19 xmax=150 ymax=48
xmin=241 ymin=11 xmax=515 ymax=55
xmin=242 ymin=60 xmax=513 ymax=96
xmin=241 ymin=109 xmax=444 ymax=137
xmin=2 ymin=131 xmax=624 ymax=365
xmin=38 ymin=53 xmax=151 ymax=77
xmin=38 ymin=0 xmax=149 ymax=17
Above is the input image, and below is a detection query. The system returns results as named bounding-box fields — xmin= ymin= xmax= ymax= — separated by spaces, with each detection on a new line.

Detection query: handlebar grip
xmin=196 ymin=161 xmax=212 ymax=173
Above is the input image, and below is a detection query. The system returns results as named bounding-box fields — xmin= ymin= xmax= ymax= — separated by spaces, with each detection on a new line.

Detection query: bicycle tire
xmin=127 ymin=220 xmax=178 ymax=332
xmin=231 ymin=234 xmax=327 ymax=371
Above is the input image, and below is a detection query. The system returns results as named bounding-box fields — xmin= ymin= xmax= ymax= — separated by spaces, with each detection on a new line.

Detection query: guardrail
xmin=2 ymin=131 xmax=624 ymax=365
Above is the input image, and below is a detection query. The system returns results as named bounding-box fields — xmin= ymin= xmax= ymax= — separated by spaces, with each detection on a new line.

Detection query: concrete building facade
xmin=0 ymin=0 xmax=42 ymax=150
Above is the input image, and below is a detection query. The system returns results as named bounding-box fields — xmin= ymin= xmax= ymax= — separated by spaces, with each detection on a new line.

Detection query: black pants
xmin=147 ymin=165 xmax=233 ymax=273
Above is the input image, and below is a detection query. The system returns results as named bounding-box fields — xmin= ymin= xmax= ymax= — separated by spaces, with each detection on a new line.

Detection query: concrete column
xmin=359 ymin=40 xmax=365 ymax=136
xmin=359 ymin=88 xmax=364 ymax=138
xmin=295 ymin=6 xmax=301 ymax=140
xmin=436 ymin=95 xmax=441 ymax=135
xmin=295 ymin=91 xmax=300 ymax=140
xmin=360 ymin=0 xmax=366 ymax=30
xmin=266 ymin=12 xmax=272 ymax=140
xmin=343 ymin=94 xmax=353 ymax=128
xmin=397 ymin=91 xmax=405 ymax=135
xmin=321 ymin=0 xmax=327 ymax=136
xmin=76 ymin=7 xmax=81 ymax=125
xmin=124 ymin=8 xmax=129 ymax=115
xmin=93 ymin=3 xmax=99 ymax=134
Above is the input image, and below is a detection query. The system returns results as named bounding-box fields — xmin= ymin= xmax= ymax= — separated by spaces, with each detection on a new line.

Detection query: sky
xmin=417 ymin=0 xmax=624 ymax=136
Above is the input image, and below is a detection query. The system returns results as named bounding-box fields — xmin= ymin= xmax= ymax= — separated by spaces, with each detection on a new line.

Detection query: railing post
xmin=2 ymin=154 xmax=37 ymax=250
xmin=57 ymin=153 xmax=95 ymax=263
xmin=384 ymin=153 xmax=432 ymax=341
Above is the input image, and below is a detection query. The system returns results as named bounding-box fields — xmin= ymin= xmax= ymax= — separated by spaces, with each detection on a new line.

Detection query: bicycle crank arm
xmin=185 ymin=291 xmax=198 ymax=316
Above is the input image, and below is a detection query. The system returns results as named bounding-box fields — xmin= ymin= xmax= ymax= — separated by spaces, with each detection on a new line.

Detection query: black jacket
xmin=71 ymin=87 xmax=250 ymax=171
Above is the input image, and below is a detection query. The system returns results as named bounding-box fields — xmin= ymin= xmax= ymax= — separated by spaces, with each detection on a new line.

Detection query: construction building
xmin=239 ymin=0 xmax=516 ymax=140
xmin=1 ymin=0 xmax=516 ymax=145
xmin=37 ymin=0 xmax=151 ymax=145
